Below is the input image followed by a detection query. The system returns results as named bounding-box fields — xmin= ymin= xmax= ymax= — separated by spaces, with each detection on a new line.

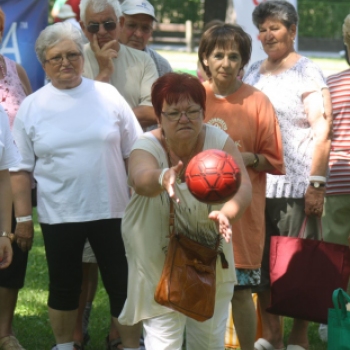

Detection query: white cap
xmin=121 ymin=0 xmax=157 ymax=21
xmin=57 ymin=4 xmax=76 ymax=19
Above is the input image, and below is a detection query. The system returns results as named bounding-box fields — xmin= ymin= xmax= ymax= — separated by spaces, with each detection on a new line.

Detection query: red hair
xmin=151 ymin=73 xmax=206 ymax=119
xmin=0 ymin=7 xmax=5 ymax=33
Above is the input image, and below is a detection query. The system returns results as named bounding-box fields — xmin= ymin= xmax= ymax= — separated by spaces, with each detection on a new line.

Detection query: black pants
xmin=41 ymin=218 xmax=128 ymax=317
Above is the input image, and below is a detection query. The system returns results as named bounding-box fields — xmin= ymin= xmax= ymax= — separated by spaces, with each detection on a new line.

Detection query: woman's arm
xmin=240 ymin=152 xmax=275 ymax=172
xmin=128 ymin=148 xmax=182 ymax=201
xmin=10 ymin=171 xmax=34 ymax=252
xmin=303 ymin=88 xmax=332 ymax=217
xmin=0 ymin=169 xmax=14 ymax=268
xmin=16 ymin=64 xmax=32 ymax=96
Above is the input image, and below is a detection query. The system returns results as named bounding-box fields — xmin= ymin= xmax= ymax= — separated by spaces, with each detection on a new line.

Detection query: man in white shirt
xmin=80 ymin=0 xmax=159 ymax=130
xmin=119 ymin=0 xmax=172 ymax=78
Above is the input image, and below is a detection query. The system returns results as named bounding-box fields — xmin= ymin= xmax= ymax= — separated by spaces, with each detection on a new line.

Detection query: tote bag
xmin=327 ymin=288 xmax=350 ymax=350
xmin=267 ymin=219 xmax=350 ymax=324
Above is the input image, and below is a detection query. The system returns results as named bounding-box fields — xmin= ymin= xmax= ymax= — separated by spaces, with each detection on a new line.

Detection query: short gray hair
xmin=252 ymin=0 xmax=298 ymax=29
xmin=35 ymin=22 xmax=84 ymax=65
xmin=80 ymin=0 xmax=122 ymax=23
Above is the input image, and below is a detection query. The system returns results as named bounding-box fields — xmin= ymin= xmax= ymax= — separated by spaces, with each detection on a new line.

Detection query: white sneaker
xmin=318 ymin=323 xmax=328 ymax=342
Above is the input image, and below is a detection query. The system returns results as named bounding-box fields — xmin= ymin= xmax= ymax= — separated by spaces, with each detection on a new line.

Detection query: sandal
xmin=105 ymin=336 xmax=122 ymax=350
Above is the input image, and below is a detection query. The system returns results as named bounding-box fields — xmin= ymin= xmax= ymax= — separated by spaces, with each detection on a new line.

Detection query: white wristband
xmin=16 ymin=215 xmax=33 ymax=223
xmin=158 ymin=168 xmax=169 ymax=189
xmin=309 ymin=175 xmax=326 ymax=183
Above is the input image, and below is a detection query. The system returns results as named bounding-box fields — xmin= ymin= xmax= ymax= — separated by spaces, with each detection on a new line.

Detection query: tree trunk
xmin=203 ymin=0 xmax=228 ymax=25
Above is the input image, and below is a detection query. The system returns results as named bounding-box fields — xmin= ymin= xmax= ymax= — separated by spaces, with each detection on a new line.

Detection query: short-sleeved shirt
xmin=12 ymin=78 xmax=142 ymax=224
xmin=0 ymin=106 xmax=21 ymax=170
xmin=325 ymin=69 xmax=350 ymax=195
xmin=244 ymin=56 xmax=327 ymax=198
xmin=144 ymin=46 xmax=172 ymax=77
xmin=204 ymin=82 xmax=284 ymax=268
xmin=83 ymin=43 xmax=158 ymax=109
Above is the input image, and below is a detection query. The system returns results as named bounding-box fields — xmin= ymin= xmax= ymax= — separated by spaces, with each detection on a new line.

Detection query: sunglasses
xmin=87 ymin=21 xmax=117 ymax=34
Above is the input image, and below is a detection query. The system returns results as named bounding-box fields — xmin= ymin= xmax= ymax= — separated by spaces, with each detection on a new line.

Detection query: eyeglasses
xmin=45 ymin=52 xmax=82 ymax=66
xmin=125 ymin=22 xmax=153 ymax=34
xmin=161 ymin=109 xmax=202 ymax=121
xmin=87 ymin=21 xmax=117 ymax=34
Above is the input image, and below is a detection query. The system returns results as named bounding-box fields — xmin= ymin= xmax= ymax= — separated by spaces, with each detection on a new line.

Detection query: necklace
xmin=263 ymin=55 xmax=289 ymax=77
xmin=162 ymin=133 xmax=198 ymax=184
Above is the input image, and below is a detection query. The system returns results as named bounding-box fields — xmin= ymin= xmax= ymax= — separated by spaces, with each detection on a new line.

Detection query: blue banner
xmin=0 ymin=0 xmax=48 ymax=91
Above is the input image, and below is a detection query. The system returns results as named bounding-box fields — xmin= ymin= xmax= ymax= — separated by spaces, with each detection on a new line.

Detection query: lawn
xmin=11 ymin=212 xmax=328 ymax=350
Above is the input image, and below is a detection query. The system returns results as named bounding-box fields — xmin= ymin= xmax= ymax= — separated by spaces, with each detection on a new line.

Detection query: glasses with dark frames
xmin=161 ymin=109 xmax=202 ymax=121
xmin=87 ymin=21 xmax=117 ymax=34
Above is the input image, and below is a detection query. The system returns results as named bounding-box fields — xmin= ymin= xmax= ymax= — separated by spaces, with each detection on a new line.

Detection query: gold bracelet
xmin=0 ymin=232 xmax=15 ymax=243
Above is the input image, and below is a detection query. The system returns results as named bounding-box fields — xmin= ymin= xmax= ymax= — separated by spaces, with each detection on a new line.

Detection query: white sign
xmin=232 ymin=0 xmax=297 ymax=68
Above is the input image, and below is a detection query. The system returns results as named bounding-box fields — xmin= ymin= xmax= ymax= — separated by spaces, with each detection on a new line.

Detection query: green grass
xmin=12 ymin=213 xmax=329 ymax=350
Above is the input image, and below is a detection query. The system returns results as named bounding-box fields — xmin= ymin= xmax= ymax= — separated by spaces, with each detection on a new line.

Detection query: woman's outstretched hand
xmin=208 ymin=211 xmax=232 ymax=243
xmin=161 ymin=161 xmax=184 ymax=203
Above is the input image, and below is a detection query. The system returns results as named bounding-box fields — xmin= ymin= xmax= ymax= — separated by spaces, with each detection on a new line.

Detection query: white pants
xmin=143 ymin=282 xmax=234 ymax=350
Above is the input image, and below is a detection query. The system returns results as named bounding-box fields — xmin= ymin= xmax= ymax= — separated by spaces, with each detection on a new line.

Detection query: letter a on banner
xmin=0 ymin=0 xmax=48 ymax=91
xmin=232 ymin=0 xmax=297 ymax=69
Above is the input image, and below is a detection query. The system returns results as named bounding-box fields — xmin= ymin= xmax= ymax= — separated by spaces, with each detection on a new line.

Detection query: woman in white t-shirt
xmin=11 ymin=22 xmax=143 ymax=350
xmin=0 ymin=106 xmax=21 ymax=269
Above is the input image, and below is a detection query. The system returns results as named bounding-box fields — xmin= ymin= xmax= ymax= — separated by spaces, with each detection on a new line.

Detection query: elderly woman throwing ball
xmin=10 ymin=22 xmax=142 ymax=350
xmin=118 ymin=72 xmax=252 ymax=350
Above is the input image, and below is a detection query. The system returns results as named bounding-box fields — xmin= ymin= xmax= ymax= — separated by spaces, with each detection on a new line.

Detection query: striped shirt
xmin=326 ymin=69 xmax=350 ymax=195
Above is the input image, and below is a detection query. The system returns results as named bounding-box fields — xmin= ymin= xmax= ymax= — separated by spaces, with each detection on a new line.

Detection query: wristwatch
xmin=252 ymin=154 xmax=259 ymax=168
xmin=309 ymin=181 xmax=325 ymax=188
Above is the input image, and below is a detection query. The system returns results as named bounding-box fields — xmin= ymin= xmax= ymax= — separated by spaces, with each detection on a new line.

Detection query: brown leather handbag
xmin=154 ymin=200 xmax=228 ymax=322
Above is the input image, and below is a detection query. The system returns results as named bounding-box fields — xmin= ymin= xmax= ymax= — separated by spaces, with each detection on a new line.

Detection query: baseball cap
xmin=121 ymin=0 xmax=157 ymax=21
xmin=57 ymin=4 xmax=76 ymax=19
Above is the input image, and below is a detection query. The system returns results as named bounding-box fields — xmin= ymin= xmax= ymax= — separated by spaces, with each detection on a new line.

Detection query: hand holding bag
xmin=327 ymin=288 xmax=350 ymax=350
xmin=267 ymin=219 xmax=350 ymax=324
xmin=154 ymin=199 xmax=227 ymax=322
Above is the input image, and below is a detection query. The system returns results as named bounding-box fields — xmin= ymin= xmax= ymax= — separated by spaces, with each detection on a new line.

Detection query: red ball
xmin=185 ymin=149 xmax=241 ymax=204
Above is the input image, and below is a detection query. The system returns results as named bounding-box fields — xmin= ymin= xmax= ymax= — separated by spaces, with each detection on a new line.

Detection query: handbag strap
xmin=297 ymin=217 xmax=323 ymax=240
xmin=169 ymin=197 xmax=175 ymax=235
xmin=168 ymin=196 xmax=228 ymax=269
xmin=332 ymin=288 xmax=350 ymax=320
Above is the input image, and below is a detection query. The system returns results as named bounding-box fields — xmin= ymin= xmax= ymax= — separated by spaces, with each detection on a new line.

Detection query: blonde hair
xmin=343 ymin=14 xmax=350 ymax=47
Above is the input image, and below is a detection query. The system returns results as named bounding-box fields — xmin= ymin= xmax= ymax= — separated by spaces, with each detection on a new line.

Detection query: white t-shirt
xmin=0 ymin=105 xmax=21 ymax=170
xmin=83 ymin=43 xmax=158 ymax=109
xmin=12 ymin=78 xmax=142 ymax=224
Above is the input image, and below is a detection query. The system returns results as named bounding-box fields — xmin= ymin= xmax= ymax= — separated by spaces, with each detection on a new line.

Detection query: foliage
xmin=152 ymin=0 xmax=203 ymax=27
xmin=47 ymin=0 xmax=350 ymax=38
xmin=298 ymin=0 xmax=350 ymax=39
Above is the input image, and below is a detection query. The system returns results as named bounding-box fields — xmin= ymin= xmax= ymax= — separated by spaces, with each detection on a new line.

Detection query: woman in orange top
xmin=198 ymin=23 xmax=285 ymax=350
